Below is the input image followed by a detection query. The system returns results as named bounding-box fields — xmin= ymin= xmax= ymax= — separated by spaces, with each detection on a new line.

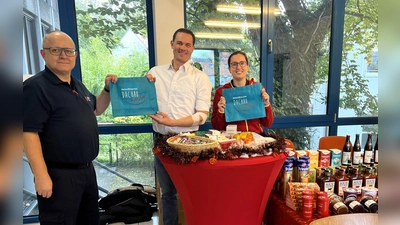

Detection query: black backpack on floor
xmin=99 ymin=183 xmax=157 ymax=225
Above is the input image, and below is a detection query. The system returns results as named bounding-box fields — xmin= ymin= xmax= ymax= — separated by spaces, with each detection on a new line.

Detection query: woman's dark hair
xmin=228 ymin=51 xmax=248 ymax=67
xmin=172 ymin=28 xmax=196 ymax=45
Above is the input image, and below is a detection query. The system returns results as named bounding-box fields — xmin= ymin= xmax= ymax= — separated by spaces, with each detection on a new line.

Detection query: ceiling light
xmin=204 ymin=21 xmax=261 ymax=28
xmin=195 ymin=33 xmax=244 ymax=40
xmin=216 ymin=5 xmax=281 ymax=16
xmin=216 ymin=5 xmax=261 ymax=15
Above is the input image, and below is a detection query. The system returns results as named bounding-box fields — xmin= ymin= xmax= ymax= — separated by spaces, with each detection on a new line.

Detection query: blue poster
xmin=109 ymin=77 xmax=158 ymax=117
xmin=222 ymin=83 xmax=266 ymax=122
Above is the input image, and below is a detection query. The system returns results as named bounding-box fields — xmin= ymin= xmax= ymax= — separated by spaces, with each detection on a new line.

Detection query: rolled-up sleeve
xmin=195 ymin=71 xmax=212 ymax=112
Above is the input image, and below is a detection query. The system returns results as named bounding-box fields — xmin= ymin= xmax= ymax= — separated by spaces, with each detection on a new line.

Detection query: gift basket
xmin=166 ymin=135 xmax=219 ymax=153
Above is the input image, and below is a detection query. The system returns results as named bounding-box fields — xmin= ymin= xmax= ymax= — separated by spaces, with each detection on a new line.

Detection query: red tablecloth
xmin=157 ymin=153 xmax=286 ymax=225
xmin=264 ymin=192 xmax=316 ymax=225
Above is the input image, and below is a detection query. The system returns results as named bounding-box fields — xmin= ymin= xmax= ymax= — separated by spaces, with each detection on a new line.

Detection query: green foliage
xmin=269 ymin=127 xmax=312 ymax=150
xmin=76 ymin=1 xmax=152 ymax=166
xmin=314 ymin=0 xmax=378 ymax=117
xmin=76 ymin=0 xmax=148 ymax=51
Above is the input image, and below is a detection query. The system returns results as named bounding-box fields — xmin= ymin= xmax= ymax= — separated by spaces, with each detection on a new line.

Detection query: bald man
xmin=23 ymin=31 xmax=118 ymax=225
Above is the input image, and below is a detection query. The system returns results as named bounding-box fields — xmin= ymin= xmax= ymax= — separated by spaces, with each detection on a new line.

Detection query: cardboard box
xmin=295 ymin=150 xmax=307 ymax=159
xmin=308 ymin=168 xmax=317 ymax=183
xmin=287 ymin=150 xmax=296 ymax=157
xmin=330 ymin=149 xmax=342 ymax=167
xmin=306 ymin=150 xmax=319 ymax=169
xmin=285 ymin=182 xmax=320 ymax=211
xmin=318 ymin=150 xmax=331 ymax=167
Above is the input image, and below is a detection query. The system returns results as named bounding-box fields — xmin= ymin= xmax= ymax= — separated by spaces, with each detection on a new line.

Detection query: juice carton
xmin=329 ymin=149 xmax=342 ymax=167
xmin=306 ymin=150 xmax=319 ymax=169
xmin=308 ymin=168 xmax=317 ymax=183
xmin=318 ymin=150 xmax=331 ymax=167
xmin=295 ymin=150 xmax=308 ymax=159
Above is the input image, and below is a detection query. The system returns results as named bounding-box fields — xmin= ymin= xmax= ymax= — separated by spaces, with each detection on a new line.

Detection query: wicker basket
xmin=167 ymin=136 xmax=219 ymax=153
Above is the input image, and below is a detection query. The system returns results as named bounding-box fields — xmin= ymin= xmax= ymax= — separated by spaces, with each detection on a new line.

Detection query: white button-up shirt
xmin=148 ymin=61 xmax=212 ymax=134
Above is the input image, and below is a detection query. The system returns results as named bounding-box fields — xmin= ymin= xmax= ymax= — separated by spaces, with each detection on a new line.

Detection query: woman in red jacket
xmin=211 ymin=51 xmax=274 ymax=134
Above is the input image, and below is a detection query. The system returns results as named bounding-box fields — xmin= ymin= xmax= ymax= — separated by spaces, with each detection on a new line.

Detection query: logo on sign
xmin=121 ymin=88 xmax=146 ymax=105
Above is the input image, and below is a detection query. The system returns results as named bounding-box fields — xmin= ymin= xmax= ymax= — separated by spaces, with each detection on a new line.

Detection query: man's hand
xmin=149 ymin=112 xmax=175 ymax=126
xmin=145 ymin=74 xmax=156 ymax=82
xmin=104 ymin=74 xmax=118 ymax=90
xmin=35 ymin=173 xmax=53 ymax=198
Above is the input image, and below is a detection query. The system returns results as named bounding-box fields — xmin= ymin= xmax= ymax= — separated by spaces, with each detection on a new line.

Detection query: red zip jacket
xmin=211 ymin=79 xmax=274 ymax=134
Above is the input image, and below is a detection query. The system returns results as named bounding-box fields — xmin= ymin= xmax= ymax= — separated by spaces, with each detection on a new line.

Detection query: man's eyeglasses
xmin=43 ymin=47 xmax=77 ymax=57
xmin=230 ymin=61 xmax=248 ymax=68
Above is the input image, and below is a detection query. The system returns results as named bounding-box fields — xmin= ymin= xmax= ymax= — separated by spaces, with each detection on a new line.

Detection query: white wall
xmin=152 ymin=0 xmax=184 ymax=65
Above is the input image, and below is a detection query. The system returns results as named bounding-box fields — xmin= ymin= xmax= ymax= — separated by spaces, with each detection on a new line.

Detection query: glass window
xmin=96 ymin=133 xmax=155 ymax=193
xmin=41 ymin=22 xmax=51 ymax=37
xmin=339 ymin=0 xmax=378 ymax=118
xmin=269 ymin=126 xmax=329 ymax=150
xmin=338 ymin=124 xmax=378 ymax=150
xmin=23 ymin=14 xmax=40 ymax=74
xmin=75 ymin=0 xmax=150 ymax=125
xmin=191 ymin=49 xmax=216 ymax=87
xmin=273 ymin=0 xmax=331 ymax=117
xmin=186 ymin=0 xmax=262 ymax=85
xmin=367 ymin=47 xmax=378 ymax=73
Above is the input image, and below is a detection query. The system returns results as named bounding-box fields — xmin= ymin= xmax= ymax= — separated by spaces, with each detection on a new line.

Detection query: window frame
xmin=23 ymin=0 xmax=378 ymax=223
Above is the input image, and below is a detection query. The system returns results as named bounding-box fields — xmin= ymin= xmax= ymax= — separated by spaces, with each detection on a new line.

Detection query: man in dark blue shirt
xmin=23 ymin=31 xmax=118 ymax=225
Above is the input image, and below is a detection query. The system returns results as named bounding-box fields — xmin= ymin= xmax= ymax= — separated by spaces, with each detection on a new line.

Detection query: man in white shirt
xmin=147 ymin=28 xmax=212 ymax=225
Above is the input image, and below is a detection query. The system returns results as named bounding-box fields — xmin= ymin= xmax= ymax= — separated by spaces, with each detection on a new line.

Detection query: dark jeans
xmin=154 ymin=133 xmax=178 ymax=225
xmin=37 ymin=163 xmax=99 ymax=225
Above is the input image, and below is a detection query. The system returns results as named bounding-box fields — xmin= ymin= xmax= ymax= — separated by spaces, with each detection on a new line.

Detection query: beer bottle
xmin=360 ymin=195 xmax=378 ymax=213
xmin=341 ymin=135 xmax=351 ymax=166
xmin=352 ymin=134 xmax=362 ymax=166
xmin=363 ymin=133 xmax=373 ymax=165
xmin=344 ymin=196 xmax=364 ymax=213
xmin=373 ymin=135 xmax=378 ymax=164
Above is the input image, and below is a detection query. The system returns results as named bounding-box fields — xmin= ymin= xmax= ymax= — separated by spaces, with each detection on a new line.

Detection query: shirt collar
xmin=168 ymin=60 xmax=191 ymax=72
xmin=44 ymin=66 xmax=76 ymax=88
xmin=44 ymin=66 xmax=66 ymax=85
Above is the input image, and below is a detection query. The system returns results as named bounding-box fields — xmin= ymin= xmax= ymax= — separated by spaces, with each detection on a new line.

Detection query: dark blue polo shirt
xmin=23 ymin=66 xmax=99 ymax=164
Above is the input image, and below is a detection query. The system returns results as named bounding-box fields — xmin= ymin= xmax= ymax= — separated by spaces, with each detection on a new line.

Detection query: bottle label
xmin=342 ymin=152 xmax=351 ymax=164
xmin=324 ymin=182 xmax=335 ymax=195
xmin=353 ymin=152 xmax=362 ymax=164
xmin=365 ymin=199 xmax=376 ymax=208
xmin=333 ymin=202 xmax=345 ymax=210
xmin=338 ymin=181 xmax=349 ymax=196
xmin=374 ymin=150 xmax=378 ymax=163
xmin=349 ymin=201 xmax=360 ymax=209
xmin=352 ymin=180 xmax=362 ymax=194
xmin=364 ymin=151 xmax=373 ymax=163
xmin=365 ymin=178 xmax=376 ymax=188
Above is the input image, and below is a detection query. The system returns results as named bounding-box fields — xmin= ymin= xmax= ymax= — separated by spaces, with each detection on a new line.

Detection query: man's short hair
xmin=172 ymin=28 xmax=195 ymax=45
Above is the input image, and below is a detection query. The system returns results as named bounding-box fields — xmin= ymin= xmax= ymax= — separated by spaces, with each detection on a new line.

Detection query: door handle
xmin=268 ymin=39 xmax=273 ymax=53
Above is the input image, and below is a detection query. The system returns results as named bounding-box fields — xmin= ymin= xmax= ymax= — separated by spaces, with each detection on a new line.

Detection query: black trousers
xmin=37 ymin=163 xmax=99 ymax=225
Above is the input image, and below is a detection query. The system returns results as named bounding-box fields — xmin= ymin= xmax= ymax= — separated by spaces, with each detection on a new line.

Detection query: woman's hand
xmin=217 ymin=96 xmax=226 ymax=114
xmin=261 ymin=88 xmax=270 ymax=107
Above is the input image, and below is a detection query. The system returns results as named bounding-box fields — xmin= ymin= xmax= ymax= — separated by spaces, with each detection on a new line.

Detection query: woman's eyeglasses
xmin=230 ymin=61 xmax=248 ymax=68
